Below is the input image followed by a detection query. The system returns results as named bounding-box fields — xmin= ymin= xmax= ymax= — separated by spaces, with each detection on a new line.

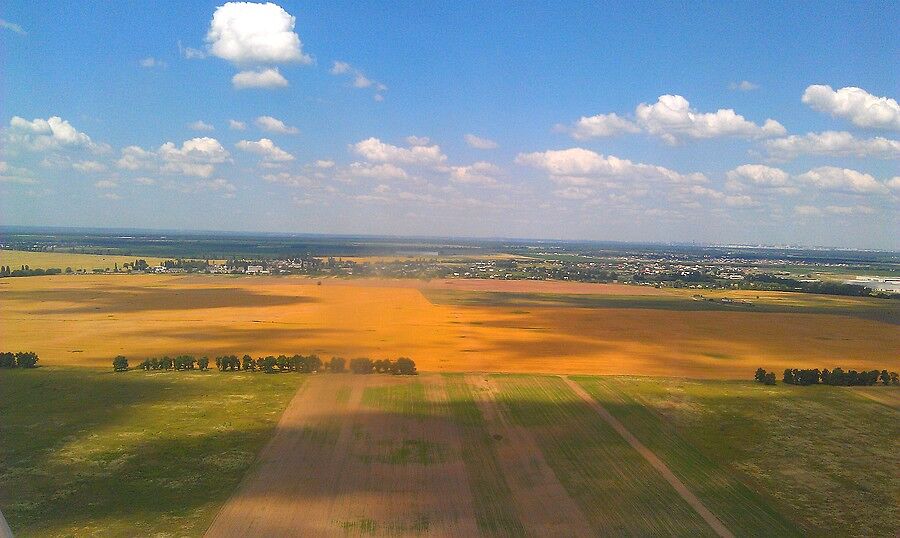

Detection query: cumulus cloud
xmin=635 ymin=95 xmax=785 ymax=144
xmin=206 ymin=2 xmax=312 ymax=64
xmin=179 ymin=41 xmax=206 ymax=59
xmin=254 ymin=115 xmax=298 ymax=134
xmin=450 ymin=162 xmax=502 ymax=187
xmin=116 ymin=146 xmax=156 ymax=171
xmin=729 ymin=80 xmax=759 ymax=91
xmin=802 ymin=85 xmax=900 ymax=130
xmin=232 ymin=67 xmax=288 ymax=89
xmin=119 ymin=138 xmax=230 ymax=178
xmin=824 ymin=204 xmax=874 ymax=215
xmin=796 ymin=166 xmax=888 ymax=194
xmin=188 ymin=120 xmax=215 ymax=131
xmin=0 ymin=19 xmax=26 ymax=35
xmin=315 ymin=159 xmax=335 ymax=168
xmin=560 ymin=113 xmax=640 ymax=139
xmin=794 ymin=205 xmax=822 ymax=216
xmin=0 ymin=161 xmax=37 ymax=184
xmin=140 ymin=57 xmax=166 ymax=68
xmin=5 ymin=116 xmax=106 ymax=153
xmin=228 ymin=119 xmax=246 ymax=130
xmin=72 ymin=160 xmax=107 ymax=173
xmin=345 ymin=162 xmax=409 ymax=181
xmin=94 ymin=179 xmax=118 ymax=189
xmin=329 ymin=60 xmax=386 ymax=100
xmin=406 ymin=136 xmax=431 ymax=146
xmin=193 ymin=178 xmax=237 ymax=198
xmin=764 ymin=131 xmax=900 ymax=160
xmin=726 ymin=164 xmax=791 ymax=187
xmin=464 ymin=134 xmax=499 ymax=149
xmin=235 ymin=138 xmax=294 ymax=162
xmin=515 ymin=147 xmax=707 ymax=185
xmin=352 ymin=137 xmax=447 ymax=166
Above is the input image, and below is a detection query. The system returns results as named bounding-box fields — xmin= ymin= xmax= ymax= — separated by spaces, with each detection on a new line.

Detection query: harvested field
xmin=1 ymin=274 xmax=897 ymax=377
xmin=0 ymin=250 xmax=168 ymax=272
xmin=206 ymin=374 xmax=481 ymax=537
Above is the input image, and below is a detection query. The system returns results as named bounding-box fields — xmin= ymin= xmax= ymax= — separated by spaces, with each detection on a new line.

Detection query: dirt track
xmin=562 ymin=377 xmax=734 ymax=538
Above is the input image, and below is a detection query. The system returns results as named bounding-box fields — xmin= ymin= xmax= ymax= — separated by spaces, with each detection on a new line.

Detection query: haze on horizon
xmin=1 ymin=1 xmax=898 ymax=249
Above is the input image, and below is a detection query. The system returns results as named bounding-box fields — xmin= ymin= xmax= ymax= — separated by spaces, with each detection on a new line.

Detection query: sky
xmin=1 ymin=1 xmax=898 ymax=249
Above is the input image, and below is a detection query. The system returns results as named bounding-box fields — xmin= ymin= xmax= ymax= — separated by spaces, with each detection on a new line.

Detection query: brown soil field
xmin=206 ymin=374 xmax=481 ymax=537
xmin=1 ymin=274 xmax=897 ymax=378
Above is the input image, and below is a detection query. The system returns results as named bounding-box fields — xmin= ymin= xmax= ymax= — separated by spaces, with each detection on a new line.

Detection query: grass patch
xmin=442 ymin=374 xmax=525 ymax=536
xmin=573 ymin=376 xmax=799 ymax=536
xmin=576 ymin=376 xmax=899 ymax=537
xmin=492 ymin=375 xmax=714 ymax=536
xmin=361 ymin=380 xmax=429 ymax=419
xmin=0 ymin=367 xmax=302 ymax=537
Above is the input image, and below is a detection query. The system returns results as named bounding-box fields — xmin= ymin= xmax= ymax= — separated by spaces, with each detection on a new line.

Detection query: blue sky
xmin=1 ymin=1 xmax=898 ymax=248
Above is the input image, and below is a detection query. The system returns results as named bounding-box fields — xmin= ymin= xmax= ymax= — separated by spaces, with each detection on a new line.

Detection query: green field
xmin=2 ymin=369 xmax=897 ymax=536
xmin=0 ymin=368 xmax=301 ymax=537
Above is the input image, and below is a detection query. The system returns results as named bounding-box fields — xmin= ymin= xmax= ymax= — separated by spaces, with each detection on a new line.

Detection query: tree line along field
xmin=2 ymin=368 xmax=896 ymax=536
xmin=1 ymin=274 xmax=897 ymax=378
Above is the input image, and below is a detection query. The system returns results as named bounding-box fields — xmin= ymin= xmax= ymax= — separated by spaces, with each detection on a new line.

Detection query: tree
xmin=328 ymin=357 xmax=346 ymax=373
xmin=783 ymin=368 xmax=794 ymax=384
xmin=198 ymin=356 xmax=209 ymax=371
xmin=15 ymin=352 xmax=39 ymax=368
xmin=393 ymin=357 xmax=417 ymax=375
xmin=763 ymin=372 xmax=776 ymax=385
xmin=350 ymin=357 xmax=374 ymax=374
xmin=113 ymin=355 xmax=129 ymax=372
xmin=242 ymin=354 xmax=254 ymax=371
xmin=754 ymin=368 xmax=766 ymax=383
xmin=0 ymin=352 xmax=15 ymax=368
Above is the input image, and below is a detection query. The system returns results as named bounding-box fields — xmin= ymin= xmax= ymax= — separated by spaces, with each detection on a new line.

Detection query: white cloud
xmin=889 ymin=177 xmax=900 ymax=192
xmin=724 ymin=194 xmax=757 ymax=207
xmin=516 ymin=147 xmax=707 ymax=185
xmin=188 ymin=120 xmax=215 ymax=131
xmin=464 ymin=133 xmax=499 ymax=149
xmin=330 ymin=60 xmax=386 ymax=100
xmin=6 ymin=116 xmax=105 ymax=153
xmin=0 ymin=161 xmax=37 ymax=184
xmin=228 ymin=119 xmax=246 ymax=130
xmin=193 ymin=178 xmax=237 ymax=198
xmin=729 ymin=80 xmax=759 ymax=91
xmin=133 ymin=177 xmax=157 ymax=185
xmin=561 ymin=113 xmax=640 ymax=139
xmin=346 ymin=162 xmax=409 ymax=181
xmin=254 ymin=115 xmax=298 ymax=134
xmin=635 ymin=95 xmax=785 ymax=144
xmin=235 ymin=138 xmax=294 ymax=162
xmin=794 ymin=205 xmax=822 ymax=216
xmin=824 ymin=204 xmax=874 ymax=215
xmin=802 ymin=85 xmax=900 ymax=130
xmin=101 ymin=192 xmax=122 ymax=200
xmin=140 ymin=57 xmax=166 ymax=68
xmin=179 ymin=41 xmax=206 ymax=59
xmin=158 ymin=137 xmax=231 ymax=177
xmin=406 ymin=136 xmax=431 ymax=146
xmin=796 ymin=166 xmax=888 ymax=194
xmin=315 ymin=159 xmax=335 ymax=168
xmin=0 ymin=19 xmax=26 ymax=35
xmin=352 ymin=137 xmax=447 ymax=166
xmin=232 ymin=67 xmax=288 ymax=89
xmin=450 ymin=162 xmax=501 ymax=187
xmin=116 ymin=145 xmax=156 ymax=171
xmin=206 ymin=2 xmax=312 ymax=64
xmin=94 ymin=179 xmax=118 ymax=189
xmin=764 ymin=131 xmax=900 ymax=160
xmin=72 ymin=160 xmax=107 ymax=173
xmin=726 ymin=164 xmax=790 ymax=187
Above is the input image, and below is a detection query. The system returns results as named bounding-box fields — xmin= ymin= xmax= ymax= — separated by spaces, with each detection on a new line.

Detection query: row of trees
xmin=115 ymin=353 xmax=417 ymax=375
xmin=756 ymin=367 xmax=899 ymax=386
xmin=0 ymin=351 xmax=39 ymax=368
xmin=753 ymin=368 xmax=777 ymax=385
xmin=0 ymin=266 xmax=64 ymax=277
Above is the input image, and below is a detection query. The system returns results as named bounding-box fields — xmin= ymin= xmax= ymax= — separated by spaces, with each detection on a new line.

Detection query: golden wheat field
xmin=1 ymin=273 xmax=897 ymax=378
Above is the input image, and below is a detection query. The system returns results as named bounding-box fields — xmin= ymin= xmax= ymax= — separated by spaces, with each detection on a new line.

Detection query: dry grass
xmin=1 ymin=274 xmax=897 ymax=378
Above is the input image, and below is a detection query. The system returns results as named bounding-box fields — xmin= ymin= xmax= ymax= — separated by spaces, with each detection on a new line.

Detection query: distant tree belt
xmin=115 ymin=354 xmax=416 ymax=375
xmin=0 ymin=352 xmax=39 ymax=368
xmin=0 ymin=265 xmax=63 ymax=277
xmin=755 ymin=367 xmax=899 ymax=386
xmin=744 ymin=274 xmax=888 ymax=298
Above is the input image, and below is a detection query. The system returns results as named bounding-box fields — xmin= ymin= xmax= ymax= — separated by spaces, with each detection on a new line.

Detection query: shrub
xmin=350 ymin=357 xmax=374 ymax=374
xmin=112 ymin=355 xmax=129 ymax=372
xmin=0 ymin=352 xmax=16 ymax=368
xmin=393 ymin=357 xmax=417 ymax=375
xmin=15 ymin=352 xmax=39 ymax=368
xmin=328 ymin=357 xmax=346 ymax=373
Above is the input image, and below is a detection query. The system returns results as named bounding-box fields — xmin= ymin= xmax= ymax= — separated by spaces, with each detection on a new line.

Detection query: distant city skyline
xmin=1 ymin=1 xmax=898 ymax=249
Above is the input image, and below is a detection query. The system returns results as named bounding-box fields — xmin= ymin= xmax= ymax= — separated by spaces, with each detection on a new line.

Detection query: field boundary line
xmin=562 ymin=377 xmax=734 ymax=538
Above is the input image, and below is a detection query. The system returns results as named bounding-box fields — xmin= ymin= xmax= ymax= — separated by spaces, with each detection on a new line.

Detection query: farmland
xmin=2 ymin=370 xmax=896 ymax=536
xmin=1 ymin=274 xmax=897 ymax=378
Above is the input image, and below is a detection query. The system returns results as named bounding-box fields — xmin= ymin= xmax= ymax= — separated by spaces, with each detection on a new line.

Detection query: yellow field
xmin=1 ymin=274 xmax=897 ymax=378
xmin=0 ymin=250 xmax=168 ymax=272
